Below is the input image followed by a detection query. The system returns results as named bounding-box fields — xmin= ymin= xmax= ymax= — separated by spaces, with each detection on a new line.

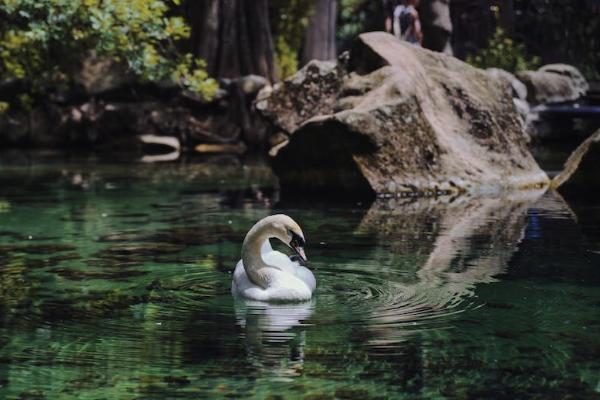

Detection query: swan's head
xmin=263 ymin=214 xmax=307 ymax=262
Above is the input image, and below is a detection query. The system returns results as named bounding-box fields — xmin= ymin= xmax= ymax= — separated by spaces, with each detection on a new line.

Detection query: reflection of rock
xmin=517 ymin=64 xmax=589 ymax=104
xmin=263 ymin=32 xmax=548 ymax=197
xmin=508 ymin=190 xmax=600 ymax=281
xmin=355 ymin=189 xmax=544 ymax=346
xmin=360 ymin=190 xmax=543 ymax=293
xmin=234 ymin=298 xmax=314 ymax=378
xmin=552 ymin=128 xmax=600 ymax=196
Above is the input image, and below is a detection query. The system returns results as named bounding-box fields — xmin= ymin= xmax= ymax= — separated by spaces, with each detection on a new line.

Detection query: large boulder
xmin=516 ymin=64 xmax=589 ymax=104
xmin=486 ymin=68 xmax=527 ymax=101
xmin=486 ymin=68 xmax=530 ymax=127
xmin=259 ymin=32 xmax=548 ymax=198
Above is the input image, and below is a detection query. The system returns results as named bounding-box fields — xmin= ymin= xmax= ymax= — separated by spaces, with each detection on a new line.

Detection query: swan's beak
xmin=289 ymin=231 xmax=307 ymax=262
xmin=291 ymin=243 xmax=307 ymax=262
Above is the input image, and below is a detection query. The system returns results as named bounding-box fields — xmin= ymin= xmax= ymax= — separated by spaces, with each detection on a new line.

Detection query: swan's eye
xmin=288 ymin=230 xmax=305 ymax=247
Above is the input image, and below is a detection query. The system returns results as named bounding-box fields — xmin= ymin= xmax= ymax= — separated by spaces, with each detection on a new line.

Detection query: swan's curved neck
xmin=241 ymin=223 xmax=279 ymax=289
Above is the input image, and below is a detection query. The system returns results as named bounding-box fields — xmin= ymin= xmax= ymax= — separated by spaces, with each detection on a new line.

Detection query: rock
xmin=139 ymin=134 xmax=181 ymax=151
xmin=256 ymin=60 xmax=343 ymax=133
xmin=75 ymin=52 xmax=131 ymax=95
xmin=0 ymin=100 xmax=246 ymax=148
xmin=0 ymin=112 xmax=30 ymax=144
xmin=268 ymin=139 xmax=289 ymax=157
xmin=539 ymin=64 xmax=589 ymax=94
xmin=268 ymin=131 xmax=289 ymax=148
xmin=147 ymin=107 xmax=240 ymax=144
xmin=487 ymin=68 xmax=527 ymax=100
xmin=261 ymin=32 xmax=548 ymax=198
xmin=512 ymin=98 xmax=531 ymax=129
xmin=238 ymin=75 xmax=269 ymax=95
xmin=516 ymin=64 xmax=589 ymax=104
xmin=552 ymin=128 xmax=600 ymax=196
xmin=486 ymin=68 xmax=530 ymax=129
xmin=267 ymin=132 xmax=289 ymax=157
xmin=194 ymin=143 xmax=246 ymax=154
xmin=0 ymin=106 xmax=63 ymax=146
xmin=140 ymin=151 xmax=180 ymax=163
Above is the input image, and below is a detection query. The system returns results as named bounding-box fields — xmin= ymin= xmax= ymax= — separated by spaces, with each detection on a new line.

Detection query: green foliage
xmin=338 ymin=0 xmax=370 ymax=42
xmin=270 ymin=0 xmax=314 ymax=79
xmin=467 ymin=26 xmax=540 ymax=73
xmin=337 ymin=0 xmax=383 ymax=52
xmin=275 ymin=37 xmax=299 ymax=80
xmin=0 ymin=0 xmax=217 ymax=108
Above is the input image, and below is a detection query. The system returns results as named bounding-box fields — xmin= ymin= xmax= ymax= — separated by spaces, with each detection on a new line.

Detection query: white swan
xmin=232 ymin=214 xmax=316 ymax=302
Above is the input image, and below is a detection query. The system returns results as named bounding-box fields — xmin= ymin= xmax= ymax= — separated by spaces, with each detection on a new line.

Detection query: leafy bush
xmin=270 ymin=0 xmax=314 ymax=79
xmin=467 ymin=26 xmax=540 ymax=73
xmin=0 ymin=0 xmax=217 ymax=108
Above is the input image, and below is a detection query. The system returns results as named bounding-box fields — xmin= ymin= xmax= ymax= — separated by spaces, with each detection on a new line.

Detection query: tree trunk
xmin=497 ymin=0 xmax=514 ymax=36
xmin=185 ymin=0 xmax=276 ymax=82
xmin=420 ymin=0 xmax=453 ymax=54
xmin=302 ymin=0 xmax=338 ymax=65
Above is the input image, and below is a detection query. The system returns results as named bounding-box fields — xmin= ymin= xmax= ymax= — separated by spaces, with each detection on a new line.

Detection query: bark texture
xmin=420 ymin=0 xmax=453 ymax=54
xmin=186 ymin=0 xmax=276 ymax=81
xmin=302 ymin=0 xmax=338 ymax=65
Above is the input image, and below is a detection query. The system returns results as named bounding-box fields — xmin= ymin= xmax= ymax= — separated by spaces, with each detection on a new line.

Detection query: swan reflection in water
xmin=233 ymin=298 xmax=315 ymax=379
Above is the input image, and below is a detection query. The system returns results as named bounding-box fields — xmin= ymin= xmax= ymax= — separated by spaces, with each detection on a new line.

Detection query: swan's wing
xmin=232 ymin=259 xmax=246 ymax=292
xmin=232 ymin=259 xmax=271 ymax=301
xmin=296 ymin=266 xmax=316 ymax=292
xmin=262 ymin=250 xmax=316 ymax=293
xmin=262 ymin=250 xmax=297 ymax=275
xmin=234 ymin=250 xmax=316 ymax=301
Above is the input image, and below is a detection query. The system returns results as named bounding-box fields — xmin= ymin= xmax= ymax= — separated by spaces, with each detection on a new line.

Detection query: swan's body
xmin=232 ymin=215 xmax=316 ymax=302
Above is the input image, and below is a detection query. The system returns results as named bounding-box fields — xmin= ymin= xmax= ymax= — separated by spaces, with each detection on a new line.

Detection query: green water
xmin=0 ymin=155 xmax=598 ymax=399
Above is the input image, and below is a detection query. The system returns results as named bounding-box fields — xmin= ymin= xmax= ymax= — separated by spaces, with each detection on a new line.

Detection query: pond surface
xmin=0 ymin=154 xmax=598 ymax=399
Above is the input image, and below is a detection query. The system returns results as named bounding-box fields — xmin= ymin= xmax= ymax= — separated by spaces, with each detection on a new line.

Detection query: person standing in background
xmin=393 ymin=0 xmax=423 ymax=46
xmin=383 ymin=0 xmax=397 ymax=33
